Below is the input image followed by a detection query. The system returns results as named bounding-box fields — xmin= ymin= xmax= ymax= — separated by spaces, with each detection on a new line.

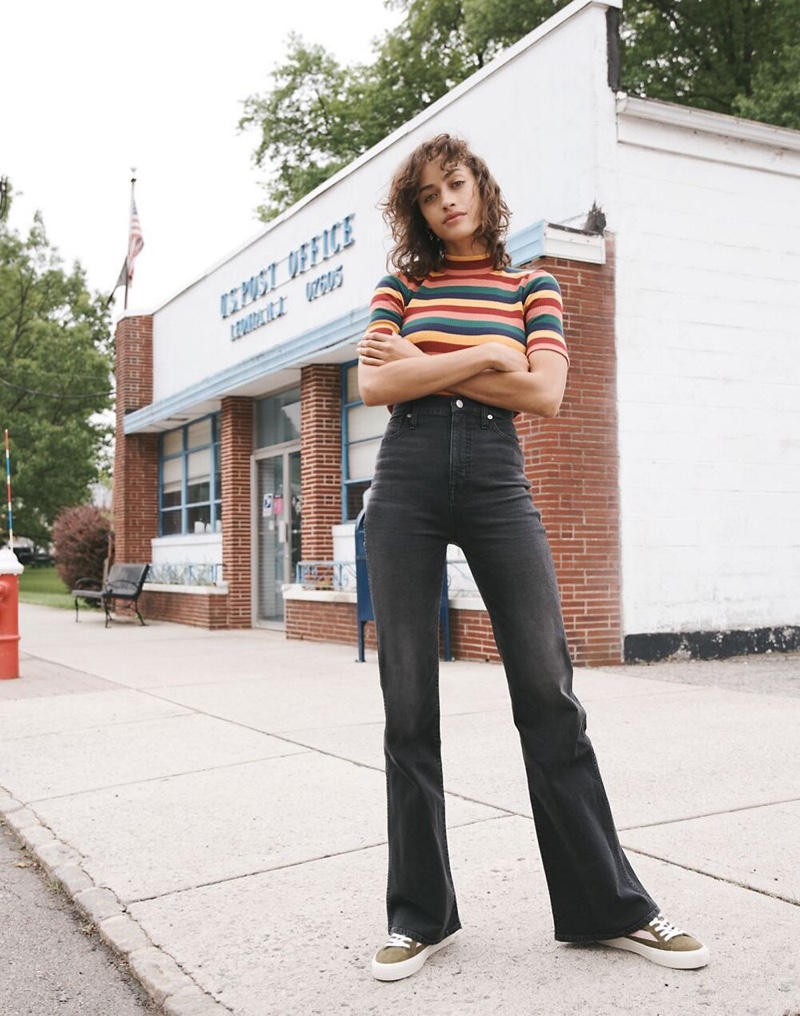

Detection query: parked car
xmin=1 ymin=537 xmax=54 ymax=567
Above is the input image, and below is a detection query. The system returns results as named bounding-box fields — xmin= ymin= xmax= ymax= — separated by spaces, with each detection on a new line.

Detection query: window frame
xmin=158 ymin=413 xmax=222 ymax=536
xmin=341 ymin=362 xmax=386 ymax=522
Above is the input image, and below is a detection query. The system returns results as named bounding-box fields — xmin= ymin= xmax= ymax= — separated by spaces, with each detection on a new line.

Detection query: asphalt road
xmin=0 ymin=819 xmax=158 ymax=1016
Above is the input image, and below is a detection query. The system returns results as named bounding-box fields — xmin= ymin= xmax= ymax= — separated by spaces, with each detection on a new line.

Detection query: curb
xmin=0 ymin=788 xmax=232 ymax=1016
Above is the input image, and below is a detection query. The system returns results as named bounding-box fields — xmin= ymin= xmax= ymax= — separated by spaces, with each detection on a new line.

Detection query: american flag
xmin=127 ymin=192 xmax=144 ymax=282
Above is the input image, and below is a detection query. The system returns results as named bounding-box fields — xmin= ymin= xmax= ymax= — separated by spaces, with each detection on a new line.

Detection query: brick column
xmin=113 ymin=315 xmax=158 ymax=563
xmin=515 ymin=239 xmax=622 ymax=665
xmin=300 ymin=366 xmax=341 ymax=561
xmin=220 ymin=397 xmax=254 ymax=628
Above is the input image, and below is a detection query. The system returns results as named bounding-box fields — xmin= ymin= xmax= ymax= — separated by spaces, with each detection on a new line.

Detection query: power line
xmin=0 ymin=376 xmax=114 ymax=400
xmin=5 ymin=367 xmax=114 ymax=381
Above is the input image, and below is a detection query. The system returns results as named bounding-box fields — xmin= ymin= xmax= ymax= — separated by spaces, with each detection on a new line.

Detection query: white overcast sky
xmin=1 ymin=0 xmax=401 ymax=314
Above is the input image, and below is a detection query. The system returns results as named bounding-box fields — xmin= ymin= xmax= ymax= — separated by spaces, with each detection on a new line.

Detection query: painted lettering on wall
xmin=220 ymin=263 xmax=278 ymax=320
xmin=230 ymin=297 xmax=287 ymax=341
xmin=306 ymin=265 xmax=344 ymax=301
xmin=287 ymin=215 xmax=355 ymax=278
xmin=219 ymin=213 xmax=355 ymax=340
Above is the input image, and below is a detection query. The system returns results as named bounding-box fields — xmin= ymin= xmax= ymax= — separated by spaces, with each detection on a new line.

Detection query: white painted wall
xmin=147 ymin=533 xmax=224 ymax=586
xmin=611 ymin=102 xmax=800 ymax=634
xmin=150 ymin=0 xmax=617 ymax=404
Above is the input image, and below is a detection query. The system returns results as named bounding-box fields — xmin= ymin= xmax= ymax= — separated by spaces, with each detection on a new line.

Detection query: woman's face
xmin=417 ymin=159 xmax=483 ymax=256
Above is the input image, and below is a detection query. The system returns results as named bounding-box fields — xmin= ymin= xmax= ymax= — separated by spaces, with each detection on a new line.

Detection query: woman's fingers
xmin=357 ymin=334 xmax=424 ymax=364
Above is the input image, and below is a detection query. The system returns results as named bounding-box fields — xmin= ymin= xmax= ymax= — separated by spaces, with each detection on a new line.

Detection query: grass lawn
xmin=18 ymin=566 xmax=76 ymax=610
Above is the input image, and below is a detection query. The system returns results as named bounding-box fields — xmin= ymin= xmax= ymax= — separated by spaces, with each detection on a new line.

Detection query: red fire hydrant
xmin=0 ymin=546 xmax=23 ymax=680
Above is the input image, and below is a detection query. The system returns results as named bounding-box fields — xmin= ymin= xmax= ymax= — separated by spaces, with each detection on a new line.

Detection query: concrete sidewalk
xmin=1 ymin=604 xmax=798 ymax=1016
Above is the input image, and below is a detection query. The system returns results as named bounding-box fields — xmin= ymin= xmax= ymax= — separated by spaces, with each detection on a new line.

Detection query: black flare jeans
xmin=364 ymin=394 xmax=658 ymax=945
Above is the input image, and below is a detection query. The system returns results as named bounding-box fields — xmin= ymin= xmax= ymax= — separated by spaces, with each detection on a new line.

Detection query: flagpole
xmin=124 ymin=169 xmax=136 ymax=311
xmin=4 ymin=430 xmax=13 ymax=552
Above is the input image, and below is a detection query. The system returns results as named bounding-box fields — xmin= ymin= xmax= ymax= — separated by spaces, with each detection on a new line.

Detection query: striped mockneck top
xmin=367 ymin=252 xmax=568 ymax=362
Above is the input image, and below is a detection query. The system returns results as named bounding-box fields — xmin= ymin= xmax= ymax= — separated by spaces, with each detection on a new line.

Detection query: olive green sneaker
xmin=371 ymin=931 xmax=457 ymax=981
xmin=600 ymin=913 xmax=709 ymax=969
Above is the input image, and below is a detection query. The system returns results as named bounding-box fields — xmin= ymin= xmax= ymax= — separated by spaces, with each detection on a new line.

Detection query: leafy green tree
xmin=0 ymin=199 xmax=114 ymax=549
xmin=240 ymin=35 xmax=364 ymax=221
xmin=734 ymin=41 xmax=800 ymax=127
xmin=461 ymin=0 xmax=565 ymax=55
xmin=239 ymin=0 xmax=496 ymax=221
xmin=621 ymin=0 xmax=800 ymax=124
xmin=241 ymin=0 xmax=800 ymax=219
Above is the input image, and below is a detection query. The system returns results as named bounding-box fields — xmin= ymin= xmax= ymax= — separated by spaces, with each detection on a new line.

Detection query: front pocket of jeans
xmin=488 ymin=418 xmax=521 ymax=447
xmin=382 ymin=415 xmax=407 ymax=442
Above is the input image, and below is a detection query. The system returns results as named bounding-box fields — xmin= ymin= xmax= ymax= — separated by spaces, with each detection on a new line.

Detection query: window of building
xmin=159 ymin=415 xmax=221 ymax=535
xmin=255 ymin=387 xmax=301 ymax=448
xmin=341 ymin=363 xmax=387 ymax=521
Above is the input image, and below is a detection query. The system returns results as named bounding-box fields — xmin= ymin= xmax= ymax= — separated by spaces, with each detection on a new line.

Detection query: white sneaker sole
xmin=600 ymin=935 xmax=709 ymax=969
xmin=371 ymin=932 xmax=458 ymax=982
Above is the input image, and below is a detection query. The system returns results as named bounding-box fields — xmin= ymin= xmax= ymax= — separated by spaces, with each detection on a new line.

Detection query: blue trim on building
xmin=124 ymin=223 xmax=546 ymax=435
xmin=509 ymin=220 xmax=547 ymax=265
xmin=124 ymin=308 xmax=370 ymax=434
xmin=340 ymin=365 xmax=350 ymax=523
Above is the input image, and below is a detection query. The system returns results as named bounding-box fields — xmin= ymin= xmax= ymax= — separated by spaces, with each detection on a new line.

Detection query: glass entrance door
xmin=256 ymin=449 xmax=301 ymax=624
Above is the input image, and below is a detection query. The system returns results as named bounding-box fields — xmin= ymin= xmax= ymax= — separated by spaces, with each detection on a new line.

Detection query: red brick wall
xmin=139 ymin=590 xmax=229 ymax=628
xmin=287 ymin=242 xmax=622 ymax=666
xmin=448 ymin=609 xmax=500 ymax=663
xmin=220 ymin=398 xmax=254 ymax=628
xmin=515 ymin=243 xmax=621 ymax=666
xmin=300 ymin=366 xmax=341 ymax=561
xmin=285 ymin=600 xmax=500 ymax=662
xmin=113 ymin=316 xmax=242 ymax=630
xmin=113 ymin=315 xmax=158 ymax=563
xmin=286 ymin=599 xmax=367 ymax=648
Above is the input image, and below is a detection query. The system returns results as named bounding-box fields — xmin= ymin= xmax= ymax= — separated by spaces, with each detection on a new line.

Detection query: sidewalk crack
xmin=620 ymin=846 xmax=800 ymax=908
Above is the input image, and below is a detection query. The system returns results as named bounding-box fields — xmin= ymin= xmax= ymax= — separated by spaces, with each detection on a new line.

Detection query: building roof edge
xmin=616 ymin=94 xmax=800 ymax=153
xmin=150 ymin=0 xmax=619 ymax=313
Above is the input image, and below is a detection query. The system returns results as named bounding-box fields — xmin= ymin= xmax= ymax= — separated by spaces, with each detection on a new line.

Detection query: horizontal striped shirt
xmin=367 ymin=253 xmax=568 ymax=362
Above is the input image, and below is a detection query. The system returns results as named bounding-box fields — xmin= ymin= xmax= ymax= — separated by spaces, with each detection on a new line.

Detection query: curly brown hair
xmin=383 ymin=134 xmax=511 ymax=279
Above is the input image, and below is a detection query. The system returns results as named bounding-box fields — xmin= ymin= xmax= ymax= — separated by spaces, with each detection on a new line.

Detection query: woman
xmin=357 ymin=134 xmax=708 ymax=982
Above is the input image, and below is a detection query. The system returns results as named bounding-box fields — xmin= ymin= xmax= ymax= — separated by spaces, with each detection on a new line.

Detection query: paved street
xmin=0 ymin=819 xmax=156 ymax=1015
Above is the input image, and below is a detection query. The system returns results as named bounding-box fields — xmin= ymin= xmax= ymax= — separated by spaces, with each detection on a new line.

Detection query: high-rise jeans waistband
xmin=392 ymin=394 xmax=514 ymax=421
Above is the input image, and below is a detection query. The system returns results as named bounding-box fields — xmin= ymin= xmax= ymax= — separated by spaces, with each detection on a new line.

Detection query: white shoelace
xmin=649 ymin=914 xmax=685 ymax=941
xmin=384 ymin=932 xmax=414 ymax=949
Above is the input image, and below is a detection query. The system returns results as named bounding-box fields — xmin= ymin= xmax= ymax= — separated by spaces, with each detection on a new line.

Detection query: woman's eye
xmin=423 ymin=192 xmax=436 ymax=203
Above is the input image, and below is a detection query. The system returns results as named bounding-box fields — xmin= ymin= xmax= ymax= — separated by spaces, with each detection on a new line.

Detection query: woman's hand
xmin=357 ymin=336 xmax=542 ymax=408
xmin=358 ymin=334 xmax=528 ymax=372
xmin=486 ymin=342 xmax=529 ymax=373
xmin=357 ymin=332 xmax=425 ymax=366
xmin=451 ymin=349 xmax=569 ymax=417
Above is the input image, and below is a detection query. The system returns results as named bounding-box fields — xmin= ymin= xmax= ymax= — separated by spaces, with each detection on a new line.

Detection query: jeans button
xmin=455 ymin=399 xmax=464 ymax=409
xmin=487 ymin=413 xmax=493 ymax=420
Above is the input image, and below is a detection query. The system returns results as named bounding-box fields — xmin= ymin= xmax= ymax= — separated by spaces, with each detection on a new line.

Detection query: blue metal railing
xmin=146 ymin=562 xmax=222 ymax=586
xmin=295 ymin=561 xmax=356 ymax=591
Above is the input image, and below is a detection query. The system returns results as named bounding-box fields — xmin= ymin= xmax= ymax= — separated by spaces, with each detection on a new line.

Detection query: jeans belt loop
xmin=480 ymin=402 xmax=490 ymax=429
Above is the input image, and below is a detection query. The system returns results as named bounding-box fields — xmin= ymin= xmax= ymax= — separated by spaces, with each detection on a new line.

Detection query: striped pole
xmin=0 ymin=429 xmax=21 ymax=679
xmin=3 ymin=429 xmax=12 ymax=551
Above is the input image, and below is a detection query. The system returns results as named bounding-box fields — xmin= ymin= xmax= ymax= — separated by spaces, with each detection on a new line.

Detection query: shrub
xmin=52 ymin=505 xmax=113 ymax=591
